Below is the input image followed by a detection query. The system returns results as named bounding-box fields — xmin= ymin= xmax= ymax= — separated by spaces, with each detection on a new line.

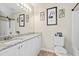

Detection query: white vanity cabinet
xmin=19 ymin=35 xmax=41 ymax=56
xmin=0 ymin=34 xmax=41 ymax=56
xmin=0 ymin=44 xmax=20 ymax=56
xmin=20 ymin=39 xmax=34 ymax=56
xmin=31 ymin=35 xmax=41 ymax=56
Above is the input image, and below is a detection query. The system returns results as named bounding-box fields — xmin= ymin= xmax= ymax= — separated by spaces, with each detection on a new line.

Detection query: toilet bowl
xmin=54 ymin=33 xmax=68 ymax=56
xmin=54 ymin=46 xmax=67 ymax=56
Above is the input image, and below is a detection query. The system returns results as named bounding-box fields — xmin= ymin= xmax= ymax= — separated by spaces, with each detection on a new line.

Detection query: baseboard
xmin=40 ymin=48 xmax=54 ymax=53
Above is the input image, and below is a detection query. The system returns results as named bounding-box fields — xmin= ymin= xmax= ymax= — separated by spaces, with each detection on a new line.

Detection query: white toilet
xmin=54 ymin=34 xmax=68 ymax=56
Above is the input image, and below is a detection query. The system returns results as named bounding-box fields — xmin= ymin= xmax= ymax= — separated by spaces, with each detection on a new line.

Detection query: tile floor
xmin=38 ymin=50 xmax=57 ymax=56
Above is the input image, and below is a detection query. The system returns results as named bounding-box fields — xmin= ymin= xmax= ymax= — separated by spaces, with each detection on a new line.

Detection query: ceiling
xmin=74 ymin=4 xmax=79 ymax=11
xmin=0 ymin=3 xmax=78 ymax=17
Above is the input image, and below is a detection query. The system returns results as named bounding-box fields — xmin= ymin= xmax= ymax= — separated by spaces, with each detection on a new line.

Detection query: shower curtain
xmin=72 ymin=11 xmax=79 ymax=55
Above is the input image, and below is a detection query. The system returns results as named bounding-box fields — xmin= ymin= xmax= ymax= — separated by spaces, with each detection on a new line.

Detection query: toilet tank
xmin=54 ymin=36 xmax=64 ymax=46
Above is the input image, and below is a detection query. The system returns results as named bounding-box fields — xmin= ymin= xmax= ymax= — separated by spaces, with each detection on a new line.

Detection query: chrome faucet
xmin=4 ymin=36 xmax=13 ymax=40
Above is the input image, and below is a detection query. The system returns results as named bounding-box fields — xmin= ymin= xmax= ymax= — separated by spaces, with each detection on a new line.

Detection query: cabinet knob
xmin=21 ymin=45 xmax=23 ymax=47
xmin=18 ymin=47 xmax=20 ymax=49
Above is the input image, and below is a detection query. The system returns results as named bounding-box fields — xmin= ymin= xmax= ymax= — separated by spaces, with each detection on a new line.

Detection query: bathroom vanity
xmin=0 ymin=33 xmax=41 ymax=56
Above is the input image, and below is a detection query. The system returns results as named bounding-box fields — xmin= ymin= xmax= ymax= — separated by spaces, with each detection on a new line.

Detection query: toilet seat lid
xmin=54 ymin=46 xmax=67 ymax=54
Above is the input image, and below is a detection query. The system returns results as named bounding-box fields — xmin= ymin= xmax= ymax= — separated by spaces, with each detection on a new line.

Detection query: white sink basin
xmin=4 ymin=40 xmax=21 ymax=45
xmin=0 ymin=37 xmax=22 ymax=45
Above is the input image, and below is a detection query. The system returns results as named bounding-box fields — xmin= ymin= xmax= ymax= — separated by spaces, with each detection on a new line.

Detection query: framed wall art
xmin=47 ymin=7 xmax=57 ymax=25
xmin=19 ymin=14 xmax=25 ymax=27
xmin=40 ymin=12 xmax=45 ymax=21
xmin=26 ymin=15 xmax=29 ymax=23
xmin=59 ymin=9 xmax=65 ymax=18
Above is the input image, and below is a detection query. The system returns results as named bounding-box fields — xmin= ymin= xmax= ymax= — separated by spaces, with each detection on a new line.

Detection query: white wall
xmin=33 ymin=3 xmax=75 ymax=54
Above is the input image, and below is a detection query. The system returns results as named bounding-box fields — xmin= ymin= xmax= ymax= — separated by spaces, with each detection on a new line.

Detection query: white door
xmin=0 ymin=44 xmax=20 ymax=56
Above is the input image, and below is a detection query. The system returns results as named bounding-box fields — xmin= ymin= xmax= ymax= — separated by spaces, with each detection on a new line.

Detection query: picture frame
xmin=19 ymin=14 xmax=25 ymax=27
xmin=59 ymin=9 xmax=65 ymax=18
xmin=47 ymin=7 xmax=57 ymax=25
xmin=26 ymin=15 xmax=29 ymax=23
xmin=40 ymin=12 xmax=45 ymax=21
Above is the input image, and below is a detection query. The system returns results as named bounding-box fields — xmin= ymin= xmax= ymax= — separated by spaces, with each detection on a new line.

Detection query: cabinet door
xmin=20 ymin=35 xmax=41 ymax=56
xmin=20 ymin=39 xmax=34 ymax=56
xmin=0 ymin=44 xmax=20 ymax=56
xmin=31 ymin=35 xmax=41 ymax=56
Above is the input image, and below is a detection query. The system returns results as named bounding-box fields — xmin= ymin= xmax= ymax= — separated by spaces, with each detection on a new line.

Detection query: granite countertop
xmin=0 ymin=33 xmax=41 ymax=52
